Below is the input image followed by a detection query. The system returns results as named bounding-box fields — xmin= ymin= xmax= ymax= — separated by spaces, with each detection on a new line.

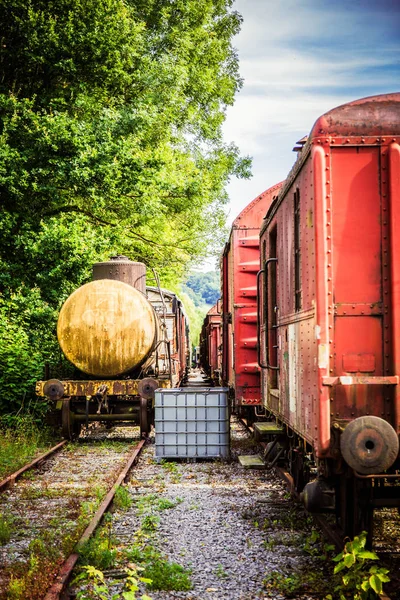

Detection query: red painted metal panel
xmin=389 ymin=142 xmax=400 ymax=433
xmin=259 ymin=93 xmax=400 ymax=474
xmin=331 ymin=147 xmax=385 ymax=424
xmin=222 ymin=184 xmax=283 ymax=405
xmin=332 ymin=148 xmax=381 ymax=303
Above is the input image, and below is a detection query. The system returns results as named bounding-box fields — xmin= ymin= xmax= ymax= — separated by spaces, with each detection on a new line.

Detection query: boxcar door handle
xmin=257 ymin=268 xmax=267 ymax=368
xmin=265 ymin=258 xmax=279 ymax=371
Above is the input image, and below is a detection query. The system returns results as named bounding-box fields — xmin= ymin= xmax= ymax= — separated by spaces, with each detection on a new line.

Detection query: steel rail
xmin=0 ymin=440 xmax=68 ymax=493
xmin=43 ymin=438 xmax=146 ymax=600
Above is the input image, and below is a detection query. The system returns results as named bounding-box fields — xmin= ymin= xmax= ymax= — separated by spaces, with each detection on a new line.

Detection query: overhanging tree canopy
xmin=0 ymin=0 xmax=251 ymax=409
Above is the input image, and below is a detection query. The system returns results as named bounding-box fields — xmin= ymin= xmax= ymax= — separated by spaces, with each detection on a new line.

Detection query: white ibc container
xmin=154 ymin=388 xmax=230 ymax=459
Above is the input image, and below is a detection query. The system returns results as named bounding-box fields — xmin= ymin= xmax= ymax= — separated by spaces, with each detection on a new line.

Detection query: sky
xmin=221 ymin=0 xmax=400 ymax=225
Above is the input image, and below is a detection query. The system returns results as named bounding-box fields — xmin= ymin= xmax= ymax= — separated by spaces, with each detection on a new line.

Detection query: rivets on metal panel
xmin=346 ymin=139 xmax=350 ymax=143
xmin=361 ymin=138 xmax=365 ymax=143
xmin=326 ymin=180 xmax=330 ymax=184
xmin=332 ymin=140 xmax=335 ymax=143
xmin=382 ymin=138 xmax=385 ymax=142
xmin=325 ymin=167 xmax=329 ymax=171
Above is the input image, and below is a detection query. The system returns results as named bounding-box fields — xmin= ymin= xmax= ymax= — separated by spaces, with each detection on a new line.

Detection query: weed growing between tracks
xmin=0 ymin=445 xmax=131 ymax=600
xmin=73 ymin=489 xmax=191 ymax=597
xmin=0 ymin=513 xmax=14 ymax=545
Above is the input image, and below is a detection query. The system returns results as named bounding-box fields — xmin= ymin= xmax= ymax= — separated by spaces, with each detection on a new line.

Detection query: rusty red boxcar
xmin=258 ymin=93 xmax=400 ymax=539
xmin=200 ymin=301 xmax=222 ymax=383
xmin=221 ymin=183 xmax=282 ymax=420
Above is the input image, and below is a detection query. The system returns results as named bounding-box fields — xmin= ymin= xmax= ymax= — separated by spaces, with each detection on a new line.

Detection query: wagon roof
xmin=310 ymin=92 xmax=400 ymax=138
xmin=232 ymin=182 xmax=283 ymax=229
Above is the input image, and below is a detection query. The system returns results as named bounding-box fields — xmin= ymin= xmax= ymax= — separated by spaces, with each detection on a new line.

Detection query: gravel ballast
xmin=94 ymin=420 xmax=330 ymax=600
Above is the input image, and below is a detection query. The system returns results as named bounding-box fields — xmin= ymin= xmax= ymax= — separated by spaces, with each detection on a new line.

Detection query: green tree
xmin=183 ymin=271 xmax=220 ymax=306
xmin=0 ymin=0 xmax=250 ymax=410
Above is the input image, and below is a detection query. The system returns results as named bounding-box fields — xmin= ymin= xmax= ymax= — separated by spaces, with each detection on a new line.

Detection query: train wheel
xmin=61 ymin=398 xmax=82 ymax=440
xmin=291 ymin=449 xmax=309 ymax=493
xmin=140 ymin=397 xmax=151 ymax=438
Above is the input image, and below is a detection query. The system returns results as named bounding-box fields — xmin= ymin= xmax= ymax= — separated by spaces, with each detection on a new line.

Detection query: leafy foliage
xmin=0 ymin=0 xmax=250 ymax=411
xmin=183 ymin=271 xmax=220 ymax=307
xmin=326 ymin=531 xmax=390 ymax=600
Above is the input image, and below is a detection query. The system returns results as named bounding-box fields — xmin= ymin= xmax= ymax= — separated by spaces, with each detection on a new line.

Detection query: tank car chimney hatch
xmin=92 ymin=256 xmax=146 ymax=294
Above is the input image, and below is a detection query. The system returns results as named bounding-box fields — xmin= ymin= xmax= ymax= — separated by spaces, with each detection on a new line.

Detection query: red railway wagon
xmin=258 ymin=92 xmax=400 ymax=539
xmin=200 ymin=301 xmax=222 ymax=382
xmin=221 ymin=183 xmax=283 ymax=420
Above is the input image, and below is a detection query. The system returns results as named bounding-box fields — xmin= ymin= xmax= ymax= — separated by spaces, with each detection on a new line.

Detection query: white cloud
xmin=220 ymin=0 xmax=400 ymax=227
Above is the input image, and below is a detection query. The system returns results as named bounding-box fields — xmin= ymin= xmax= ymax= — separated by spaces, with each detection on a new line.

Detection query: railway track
xmin=0 ymin=441 xmax=68 ymax=494
xmin=0 ymin=427 xmax=146 ymax=599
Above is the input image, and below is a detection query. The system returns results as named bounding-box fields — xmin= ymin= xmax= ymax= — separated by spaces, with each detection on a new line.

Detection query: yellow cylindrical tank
xmin=57 ymin=279 xmax=157 ymax=377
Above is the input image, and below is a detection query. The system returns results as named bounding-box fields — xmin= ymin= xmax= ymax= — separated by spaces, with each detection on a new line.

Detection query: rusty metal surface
xmin=222 ymin=183 xmax=283 ymax=406
xmin=43 ymin=439 xmax=146 ymax=600
xmin=323 ymin=376 xmax=399 ymax=386
xmin=340 ymin=416 xmax=399 ymax=474
xmin=389 ymin=142 xmax=400 ymax=435
xmin=57 ymin=279 xmax=157 ymax=377
xmin=0 ymin=441 xmax=67 ymax=493
xmin=36 ymin=378 xmax=170 ymax=398
xmin=260 ymin=95 xmax=400 ymax=468
xmin=200 ymin=302 xmax=222 ymax=379
xmin=310 ymin=92 xmax=400 ymax=138
xmin=92 ymin=256 xmax=147 ymax=294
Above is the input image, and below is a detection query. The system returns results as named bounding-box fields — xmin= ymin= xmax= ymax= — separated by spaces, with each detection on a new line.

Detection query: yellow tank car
xmin=57 ymin=279 xmax=157 ymax=377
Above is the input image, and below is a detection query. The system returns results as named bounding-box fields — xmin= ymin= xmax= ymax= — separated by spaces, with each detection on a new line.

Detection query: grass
xmin=144 ymin=559 xmax=192 ymax=591
xmin=125 ymin=542 xmax=192 ymax=592
xmin=78 ymin=525 xmax=117 ymax=570
xmin=0 ymin=512 xmax=14 ymax=545
xmin=0 ymin=415 xmax=55 ymax=479
xmin=114 ymin=485 xmax=132 ymax=510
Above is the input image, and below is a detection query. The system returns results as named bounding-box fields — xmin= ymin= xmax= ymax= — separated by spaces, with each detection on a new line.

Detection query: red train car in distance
xmin=221 ymin=183 xmax=283 ymax=419
xmin=200 ymin=301 xmax=222 ymax=382
xmin=259 ymin=93 xmax=400 ymax=537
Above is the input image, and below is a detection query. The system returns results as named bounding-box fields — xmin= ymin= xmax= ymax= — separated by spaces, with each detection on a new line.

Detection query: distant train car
xmin=200 ymin=301 xmax=222 ymax=382
xmin=221 ymin=184 xmax=283 ymax=420
xmin=147 ymin=286 xmax=190 ymax=383
xmin=258 ymin=93 xmax=400 ymax=539
xmin=36 ymin=256 xmax=189 ymax=439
